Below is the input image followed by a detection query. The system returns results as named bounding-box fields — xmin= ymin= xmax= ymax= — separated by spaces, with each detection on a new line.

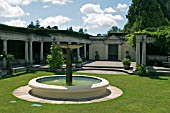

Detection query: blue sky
xmin=0 ymin=0 xmax=132 ymax=35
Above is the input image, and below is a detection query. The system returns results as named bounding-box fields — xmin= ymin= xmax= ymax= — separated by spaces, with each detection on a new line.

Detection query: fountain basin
xmin=28 ymin=75 xmax=109 ymax=100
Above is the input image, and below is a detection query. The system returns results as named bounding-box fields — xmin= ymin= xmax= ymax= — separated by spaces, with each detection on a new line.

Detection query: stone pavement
xmin=76 ymin=61 xmax=136 ymax=74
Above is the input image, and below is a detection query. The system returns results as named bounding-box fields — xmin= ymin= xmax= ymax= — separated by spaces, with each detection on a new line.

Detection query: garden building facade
xmin=0 ymin=26 xmax=135 ymax=69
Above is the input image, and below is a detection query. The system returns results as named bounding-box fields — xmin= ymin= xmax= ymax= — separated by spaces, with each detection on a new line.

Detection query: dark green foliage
xmin=124 ymin=0 xmax=170 ymax=33
xmin=95 ymin=51 xmax=100 ymax=60
xmin=46 ymin=26 xmax=51 ymax=29
xmin=68 ymin=26 xmax=73 ymax=31
xmin=107 ymin=26 xmax=120 ymax=33
xmin=122 ymin=58 xmax=131 ymax=65
xmin=0 ymin=52 xmax=14 ymax=75
xmin=75 ymin=56 xmax=83 ymax=63
xmin=6 ymin=54 xmax=14 ymax=75
xmin=0 ymin=24 xmax=89 ymax=39
xmin=35 ymin=20 xmax=40 ymax=28
xmin=125 ymin=51 xmax=131 ymax=60
xmin=136 ymin=64 xmax=148 ymax=76
xmin=52 ymin=26 xmax=58 ymax=30
xmin=27 ymin=21 xmax=35 ymax=28
xmin=78 ymin=28 xmax=84 ymax=33
xmin=127 ymin=26 xmax=170 ymax=55
xmin=157 ymin=0 xmax=170 ymax=21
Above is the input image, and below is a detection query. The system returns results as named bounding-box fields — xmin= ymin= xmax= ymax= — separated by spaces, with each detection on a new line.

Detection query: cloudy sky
xmin=0 ymin=0 xmax=131 ymax=35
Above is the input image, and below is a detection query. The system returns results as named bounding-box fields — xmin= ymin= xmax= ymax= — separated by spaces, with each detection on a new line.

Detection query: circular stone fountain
xmin=13 ymin=43 xmax=123 ymax=104
xmin=28 ymin=75 xmax=109 ymax=100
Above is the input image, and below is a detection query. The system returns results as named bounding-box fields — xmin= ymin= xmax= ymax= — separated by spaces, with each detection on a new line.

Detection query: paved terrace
xmin=1 ymin=61 xmax=170 ymax=76
xmin=12 ymin=61 xmax=135 ymax=74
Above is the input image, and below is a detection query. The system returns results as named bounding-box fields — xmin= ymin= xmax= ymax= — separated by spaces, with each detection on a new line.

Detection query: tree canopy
xmin=124 ymin=0 xmax=170 ymax=33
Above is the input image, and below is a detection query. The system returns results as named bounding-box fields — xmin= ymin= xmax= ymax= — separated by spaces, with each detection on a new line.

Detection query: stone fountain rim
xmin=28 ymin=75 xmax=109 ymax=92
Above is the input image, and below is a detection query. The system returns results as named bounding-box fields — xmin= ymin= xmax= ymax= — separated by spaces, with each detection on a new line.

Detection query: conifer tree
xmin=124 ymin=0 xmax=169 ymax=32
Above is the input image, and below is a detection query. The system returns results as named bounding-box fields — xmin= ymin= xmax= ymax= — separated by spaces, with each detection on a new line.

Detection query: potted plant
xmin=95 ymin=51 xmax=100 ymax=60
xmin=75 ymin=56 xmax=83 ymax=68
xmin=122 ymin=58 xmax=131 ymax=70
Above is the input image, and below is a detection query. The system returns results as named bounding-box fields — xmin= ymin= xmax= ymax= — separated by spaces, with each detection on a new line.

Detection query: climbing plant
xmin=127 ymin=26 xmax=170 ymax=55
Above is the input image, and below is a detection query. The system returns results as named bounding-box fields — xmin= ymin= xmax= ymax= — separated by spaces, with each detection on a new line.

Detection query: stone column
xmin=77 ymin=43 xmax=80 ymax=58
xmin=84 ymin=43 xmax=86 ymax=60
xmin=52 ymin=40 xmax=55 ymax=57
xmin=136 ymin=35 xmax=141 ymax=65
xmin=142 ymin=36 xmax=146 ymax=65
xmin=118 ymin=45 xmax=122 ymax=60
xmin=3 ymin=39 xmax=7 ymax=69
xmin=25 ymin=41 xmax=29 ymax=65
xmin=40 ymin=41 xmax=44 ymax=63
xmin=89 ymin=44 xmax=93 ymax=60
xmin=29 ymin=41 xmax=33 ymax=66
xmin=104 ymin=44 xmax=108 ymax=60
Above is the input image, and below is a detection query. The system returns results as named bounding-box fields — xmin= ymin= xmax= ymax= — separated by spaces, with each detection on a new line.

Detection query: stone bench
xmin=13 ymin=67 xmax=27 ymax=73
xmin=162 ymin=57 xmax=170 ymax=68
xmin=162 ymin=62 xmax=170 ymax=67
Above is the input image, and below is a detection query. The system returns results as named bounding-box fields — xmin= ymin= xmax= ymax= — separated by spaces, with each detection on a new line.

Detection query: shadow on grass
xmin=138 ymin=74 xmax=168 ymax=80
xmin=149 ymin=75 xmax=168 ymax=80
xmin=53 ymin=71 xmax=66 ymax=75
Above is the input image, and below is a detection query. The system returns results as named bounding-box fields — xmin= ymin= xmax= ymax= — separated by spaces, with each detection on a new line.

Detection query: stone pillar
xmin=118 ymin=45 xmax=122 ymax=60
xmin=142 ymin=36 xmax=146 ymax=65
xmin=77 ymin=43 xmax=80 ymax=58
xmin=136 ymin=35 xmax=141 ymax=65
xmin=89 ymin=44 xmax=93 ymax=60
xmin=25 ymin=41 xmax=29 ymax=65
xmin=29 ymin=41 xmax=33 ymax=66
xmin=104 ymin=44 xmax=108 ymax=60
xmin=84 ymin=43 xmax=86 ymax=60
xmin=3 ymin=39 xmax=7 ymax=69
xmin=40 ymin=41 xmax=44 ymax=63
xmin=52 ymin=40 xmax=55 ymax=57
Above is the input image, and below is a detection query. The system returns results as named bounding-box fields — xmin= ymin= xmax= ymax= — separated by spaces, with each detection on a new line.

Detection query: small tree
xmin=46 ymin=46 xmax=64 ymax=70
xmin=27 ymin=21 xmax=35 ymax=28
xmin=0 ymin=51 xmax=14 ymax=75
xmin=47 ymin=25 xmax=51 ymax=29
xmin=79 ymin=28 xmax=84 ymax=33
xmin=35 ymin=19 xmax=40 ymax=28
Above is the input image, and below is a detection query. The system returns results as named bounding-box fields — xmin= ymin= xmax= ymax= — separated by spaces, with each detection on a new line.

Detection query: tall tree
xmin=107 ymin=26 xmax=120 ymax=33
xmin=35 ymin=20 xmax=40 ymax=28
xmin=27 ymin=21 xmax=35 ymax=28
xmin=124 ymin=0 xmax=169 ymax=32
xmin=157 ymin=0 xmax=170 ymax=21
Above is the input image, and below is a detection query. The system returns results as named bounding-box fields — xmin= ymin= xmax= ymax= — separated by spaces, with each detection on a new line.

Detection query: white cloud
xmin=1 ymin=0 xmax=35 ymax=5
xmin=80 ymin=3 xmax=124 ymax=31
xmin=39 ymin=16 xmax=71 ymax=27
xmin=80 ymin=3 xmax=103 ymax=15
xmin=47 ymin=0 xmax=73 ymax=5
xmin=43 ymin=5 xmax=49 ymax=8
xmin=0 ymin=1 xmax=27 ymax=17
xmin=104 ymin=7 xmax=117 ymax=13
xmin=3 ymin=19 xmax=27 ymax=27
xmin=2 ymin=0 xmax=73 ymax=5
xmin=117 ymin=3 xmax=128 ymax=11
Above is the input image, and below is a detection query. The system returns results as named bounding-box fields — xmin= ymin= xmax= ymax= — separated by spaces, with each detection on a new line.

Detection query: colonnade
xmin=1 ymin=39 xmax=87 ymax=69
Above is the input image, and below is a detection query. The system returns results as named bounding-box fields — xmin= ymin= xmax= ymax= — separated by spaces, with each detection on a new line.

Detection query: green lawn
xmin=0 ymin=71 xmax=169 ymax=113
